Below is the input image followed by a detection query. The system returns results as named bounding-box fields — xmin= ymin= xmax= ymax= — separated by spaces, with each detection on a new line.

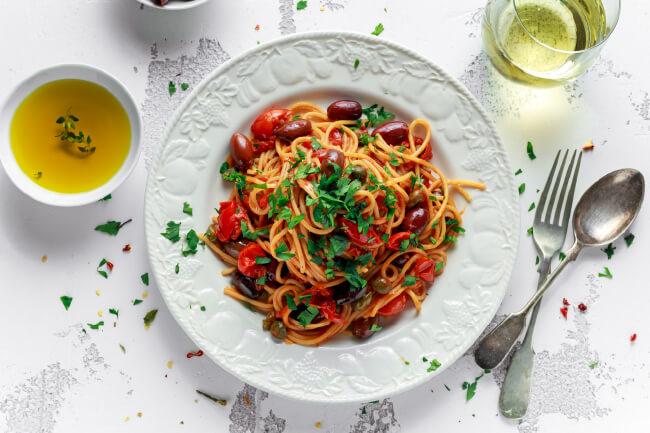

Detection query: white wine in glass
xmin=483 ymin=0 xmax=620 ymax=86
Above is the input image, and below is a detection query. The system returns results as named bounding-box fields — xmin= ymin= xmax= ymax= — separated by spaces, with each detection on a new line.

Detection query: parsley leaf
xmin=141 ymin=273 xmax=149 ymax=286
xmin=99 ymin=194 xmax=112 ymax=201
xmin=161 ymin=221 xmax=181 ymax=243
xmin=97 ymin=258 xmax=111 ymax=279
xmin=285 ymin=294 xmax=297 ymax=311
xmin=515 ymin=168 xmax=523 ymax=176
xmin=353 ymin=58 xmax=360 ymax=70
xmin=275 ymin=242 xmax=295 ymax=261
xmin=370 ymin=324 xmax=382 ymax=332
xmin=222 ymin=168 xmax=247 ymax=194
xmin=403 ymin=275 xmax=418 ymax=286
xmin=95 ymin=219 xmax=131 ymax=236
xmin=297 ymin=305 xmax=319 ymax=327
xmin=371 ymin=23 xmax=384 ymax=36
xmin=296 ymin=0 xmax=307 ymax=10
xmin=168 ymin=81 xmax=176 ymax=96
xmin=598 ymin=266 xmax=613 ymax=279
xmin=602 ymin=243 xmax=615 ymax=260
xmin=528 ymin=202 xmax=535 ymax=212
xmin=182 ymin=229 xmax=200 ymax=256
xmin=359 ymin=133 xmax=375 ymax=146
xmin=526 ymin=141 xmax=536 ymax=160
xmin=462 ymin=373 xmax=484 ymax=401
xmin=518 ymin=183 xmax=526 ymax=194
xmin=180 ymin=82 xmax=189 ymax=91
xmin=183 ymin=202 xmax=193 ymax=216
xmin=87 ymin=321 xmax=105 ymax=330
xmin=427 ymin=359 xmax=441 ymax=373
xmin=109 ymin=308 xmax=119 ymax=318
xmin=60 ymin=296 xmax=73 ymax=311
xmin=143 ymin=309 xmax=158 ymax=329
xmin=624 ymin=233 xmax=635 ymax=247
xmin=362 ymin=104 xmax=394 ymax=127
xmin=255 ymin=256 xmax=271 ymax=265
xmin=132 ymin=299 xmax=143 ymax=306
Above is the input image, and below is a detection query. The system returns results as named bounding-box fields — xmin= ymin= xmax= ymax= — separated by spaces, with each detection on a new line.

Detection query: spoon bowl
xmin=573 ymin=168 xmax=645 ymax=246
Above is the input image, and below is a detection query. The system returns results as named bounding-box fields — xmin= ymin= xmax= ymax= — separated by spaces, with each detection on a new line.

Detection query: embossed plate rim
xmin=145 ymin=31 xmax=520 ymax=403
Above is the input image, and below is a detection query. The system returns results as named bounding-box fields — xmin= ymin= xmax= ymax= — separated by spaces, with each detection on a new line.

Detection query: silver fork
xmin=499 ymin=149 xmax=582 ymax=418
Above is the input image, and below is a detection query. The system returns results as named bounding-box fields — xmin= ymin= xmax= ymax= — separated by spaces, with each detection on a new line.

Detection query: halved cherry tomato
xmin=387 ymin=232 xmax=412 ymax=251
xmin=376 ymin=195 xmax=388 ymax=215
xmin=237 ymin=243 xmax=268 ymax=278
xmin=251 ymin=108 xmax=291 ymax=140
xmin=413 ymin=256 xmax=436 ymax=282
xmin=338 ymin=217 xmax=382 ymax=249
xmin=257 ymin=190 xmax=271 ymax=209
xmin=216 ymin=201 xmax=249 ymax=242
xmin=378 ymin=293 xmax=409 ymax=316
xmin=329 ymin=128 xmax=343 ymax=147
xmin=413 ymin=136 xmax=433 ymax=161
xmin=299 ymin=287 xmax=342 ymax=323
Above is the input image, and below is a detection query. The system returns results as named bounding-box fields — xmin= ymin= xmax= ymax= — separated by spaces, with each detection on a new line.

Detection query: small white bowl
xmin=0 ymin=64 xmax=142 ymax=207
xmin=136 ymin=0 xmax=210 ymax=10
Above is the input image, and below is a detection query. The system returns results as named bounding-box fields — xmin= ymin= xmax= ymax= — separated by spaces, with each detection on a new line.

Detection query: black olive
xmin=332 ymin=284 xmax=366 ymax=305
xmin=351 ymin=317 xmax=379 ymax=339
xmin=232 ymin=272 xmax=263 ymax=299
xmin=270 ymin=320 xmax=287 ymax=340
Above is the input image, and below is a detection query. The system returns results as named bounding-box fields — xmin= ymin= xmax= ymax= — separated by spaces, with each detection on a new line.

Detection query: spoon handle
xmin=474 ymin=241 xmax=583 ymax=370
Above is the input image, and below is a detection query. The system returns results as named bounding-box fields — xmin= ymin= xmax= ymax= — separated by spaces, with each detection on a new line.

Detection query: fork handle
xmin=498 ymin=258 xmax=551 ymax=419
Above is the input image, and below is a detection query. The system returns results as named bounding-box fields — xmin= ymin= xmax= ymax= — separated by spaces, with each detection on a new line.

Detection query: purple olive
xmin=372 ymin=121 xmax=409 ymax=145
xmin=391 ymin=253 xmax=410 ymax=268
xmin=222 ymin=240 xmax=248 ymax=258
xmin=327 ymin=100 xmax=362 ymax=121
xmin=351 ymin=317 xmax=379 ymax=339
xmin=232 ymin=272 xmax=264 ymax=299
xmin=401 ymin=206 xmax=429 ymax=234
xmin=275 ymin=119 xmax=312 ymax=142
xmin=315 ymin=149 xmax=346 ymax=176
xmin=230 ymin=133 xmax=255 ymax=170
xmin=332 ymin=284 xmax=366 ymax=305
xmin=407 ymin=190 xmax=426 ymax=209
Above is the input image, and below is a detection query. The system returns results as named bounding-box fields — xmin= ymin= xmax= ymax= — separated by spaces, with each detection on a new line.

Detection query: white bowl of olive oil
xmin=0 ymin=64 xmax=142 ymax=206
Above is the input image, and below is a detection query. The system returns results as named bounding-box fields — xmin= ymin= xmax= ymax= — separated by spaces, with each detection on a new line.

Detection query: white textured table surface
xmin=1 ymin=1 xmax=649 ymax=432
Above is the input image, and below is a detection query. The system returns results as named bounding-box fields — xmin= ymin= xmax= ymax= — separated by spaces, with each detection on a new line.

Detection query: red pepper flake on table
xmin=562 ymin=297 xmax=570 ymax=306
xmin=630 ymin=333 xmax=638 ymax=343
xmin=560 ymin=306 xmax=568 ymax=319
xmin=122 ymin=243 xmax=132 ymax=252
xmin=578 ymin=303 xmax=587 ymax=312
xmin=186 ymin=350 xmax=204 ymax=358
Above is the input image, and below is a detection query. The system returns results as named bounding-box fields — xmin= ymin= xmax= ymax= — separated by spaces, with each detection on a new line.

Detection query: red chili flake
xmin=254 ymin=24 xmax=260 ymax=31
xmin=630 ymin=333 xmax=637 ymax=343
xmin=578 ymin=303 xmax=587 ymax=312
xmin=186 ymin=349 xmax=204 ymax=358
xmin=560 ymin=306 xmax=568 ymax=319
xmin=106 ymin=261 xmax=114 ymax=271
xmin=562 ymin=298 xmax=570 ymax=306
xmin=122 ymin=244 xmax=132 ymax=252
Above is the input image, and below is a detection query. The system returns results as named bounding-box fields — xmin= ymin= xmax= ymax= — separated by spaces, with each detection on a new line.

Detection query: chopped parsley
xmin=559 ymin=252 xmax=566 ymax=261
xmin=60 ymin=296 xmax=73 ymax=311
xmin=370 ymin=324 xmax=382 ymax=332
xmin=175 ymin=263 xmax=180 ymax=274
xmin=427 ymin=359 xmax=441 ymax=373
xmin=132 ymin=299 xmax=143 ymax=306
xmin=361 ymin=104 xmax=394 ymax=127
xmin=518 ymin=183 xmax=526 ymax=194
xmin=389 ymin=153 xmax=400 ymax=167
xmin=624 ymin=233 xmax=635 ymax=247
xmin=183 ymin=202 xmax=193 ymax=216
xmin=297 ymin=305 xmax=319 ymax=327
xmin=462 ymin=373 xmax=484 ymax=401
xmin=87 ymin=321 xmax=105 ymax=330
xmin=435 ymin=261 xmax=444 ymax=272
xmin=255 ymin=256 xmax=271 ymax=265
xmin=97 ymin=258 xmax=111 ymax=279
xmin=168 ymin=81 xmax=176 ymax=96
xmin=598 ymin=266 xmax=613 ymax=279
xmin=141 ymin=273 xmax=149 ymax=286
xmin=99 ymin=194 xmax=112 ymax=201
xmin=310 ymin=137 xmax=322 ymax=150
xmin=143 ymin=309 xmax=158 ymax=329
xmin=285 ymin=294 xmax=297 ymax=311
xmin=602 ymin=243 xmax=615 ymax=260
xmin=182 ymin=229 xmax=200 ymax=256
xmin=95 ymin=219 xmax=131 ymax=236
xmin=296 ymin=0 xmax=307 ymax=10
xmin=371 ymin=23 xmax=384 ymax=36
xmin=403 ymin=276 xmax=418 ymax=286
xmin=515 ymin=168 xmax=523 ymax=176
xmin=275 ymin=242 xmax=295 ymax=261
xmin=527 ymin=227 xmax=533 ymax=236
xmin=526 ymin=141 xmax=536 ymax=160
xmin=109 ymin=308 xmax=119 ymax=318
xmin=241 ymin=221 xmax=269 ymax=240
xmin=180 ymin=82 xmax=189 ymax=91
xmin=528 ymin=202 xmax=535 ymax=212
xmin=353 ymin=58 xmax=360 ymax=70
xmin=161 ymin=221 xmax=181 ymax=242
xmin=222 ymin=168 xmax=247 ymax=194
xmin=359 ymin=133 xmax=375 ymax=146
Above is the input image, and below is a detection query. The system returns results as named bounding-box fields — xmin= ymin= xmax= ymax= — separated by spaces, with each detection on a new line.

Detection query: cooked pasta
xmin=201 ymin=100 xmax=484 ymax=346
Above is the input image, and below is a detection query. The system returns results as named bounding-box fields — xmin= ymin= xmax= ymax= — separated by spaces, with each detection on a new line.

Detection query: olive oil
xmin=483 ymin=0 xmax=610 ymax=85
xmin=10 ymin=79 xmax=131 ymax=193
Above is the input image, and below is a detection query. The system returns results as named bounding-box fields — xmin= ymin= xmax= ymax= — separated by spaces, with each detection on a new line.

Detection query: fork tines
xmin=535 ymin=150 xmax=582 ymax=227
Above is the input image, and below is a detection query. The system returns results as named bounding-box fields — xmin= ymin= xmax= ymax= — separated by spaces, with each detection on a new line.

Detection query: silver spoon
xmin=475 ymin=168 xmax=645 ymax=371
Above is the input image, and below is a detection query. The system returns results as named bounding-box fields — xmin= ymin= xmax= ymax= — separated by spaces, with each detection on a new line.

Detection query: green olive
xmin=270 ymin=320 xmax=287 ymax=340
xmin=354 ymin=291 xmax=373 ymax=311
xmin=262 ymin=313 xmax=275 ymax=331
xmin=348 ymin=165 xmax=368 ymax=183
xmin=407 ymin=190 xmax=426 ymax=209
xmin=371 ymin=276 xmax=392 ymax=294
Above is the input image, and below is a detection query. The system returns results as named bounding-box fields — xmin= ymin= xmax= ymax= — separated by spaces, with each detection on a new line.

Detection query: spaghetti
xmin=201 ymin=100 xmax=484 ymax=346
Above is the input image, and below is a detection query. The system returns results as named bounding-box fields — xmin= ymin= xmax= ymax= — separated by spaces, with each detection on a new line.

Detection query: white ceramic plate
xmin=136 ymin=0 xmax=209 ymax=10
xmin=145 ymin=32 xmax=519 ymax=403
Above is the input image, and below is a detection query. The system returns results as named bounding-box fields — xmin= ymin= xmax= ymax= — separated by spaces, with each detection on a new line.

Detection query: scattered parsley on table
xmin=60 ymin=296 xmax=73 ymax=311
xmin=526 ymin=141 xmax=536 ymax=160
xmin=87 ymin=321 xmax=105 ymax=330
xmin=161 ymin=221 xmax=181 ymax=242
xmin=598 ymin=266 xmax=613 ymax=279
xmin=141 ymin=272 xmax=149 ymax=286
xmin=371 ymin=23 xmax=384 ymax=36
xmin=95 ymin=219 xmax=131 ymax=236
xmin=168 ymin=81 xmax=176 ymax=96
xmin=624 ymin=233 xmax=635 ymax=247
xmin=296 ymin=0 xmax=307 ymax=10
xmin=602 ymin=243 xmax=615 ymax=259
xmin=182 ymin=202 xmax=193 ymax=216
xmin=143 ymin=309 xmax=158 ymax=329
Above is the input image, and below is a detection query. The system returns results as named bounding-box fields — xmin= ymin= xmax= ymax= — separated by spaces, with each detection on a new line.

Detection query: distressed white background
xmin=0 ymin=0 xmax=649 ymax=432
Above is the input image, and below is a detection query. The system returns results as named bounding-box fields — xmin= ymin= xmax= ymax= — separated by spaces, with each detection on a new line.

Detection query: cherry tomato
xmin=318 ymin=299 xmax=342 ymax=323
xmin=216 ymin=201 xmax=249 ymax=242
xmin=413 ymin=136 xmax=433 ymax=160
xmin=257 ymin=190 xmax=271 ymax=209
xmin=253 ymin=140 xmax=275 ymax=154
xmin=300 ymin=287 xmax=342 ymax=323
xmin=338 ymin=217 xmax=382 ymax=249
xmin=387 ymin=232 xmax=412 ymax=251
xmin=237 ymin=243 xmax=268 ymax=278
xmin=329 ymin=128 xmax=343 ymax=147
xmin=376 ymin=195 xmax=388 ymax=215
xmin=413 ymin=256 xmax=436 ymax=282
xmin=378 ymin=293 xmax=409 ymax=316
xmin=344 ymin=244 xmax=365 ymax=258
xmin=251 ymin=108 xmax=291 ymax=140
